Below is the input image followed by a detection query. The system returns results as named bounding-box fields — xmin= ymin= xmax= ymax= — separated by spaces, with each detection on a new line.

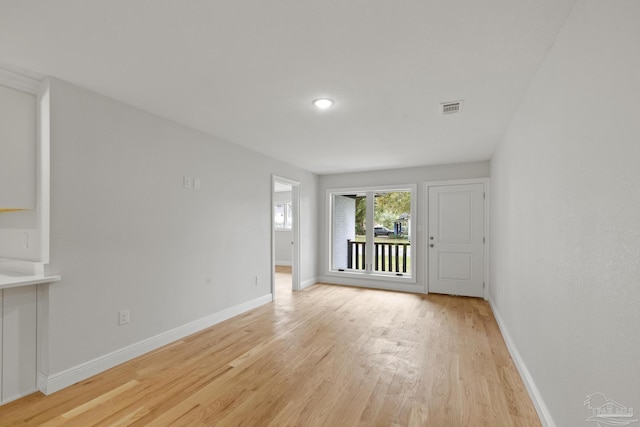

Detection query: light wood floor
xmin=1 ymin=269 xmax=540 ymax=426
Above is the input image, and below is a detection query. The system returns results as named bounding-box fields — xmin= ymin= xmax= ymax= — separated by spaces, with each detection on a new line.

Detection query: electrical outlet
xmin=119 ymin=309 xmax=130 ymax=326
xmin=255 ymin=276 xmax=261 ymax=286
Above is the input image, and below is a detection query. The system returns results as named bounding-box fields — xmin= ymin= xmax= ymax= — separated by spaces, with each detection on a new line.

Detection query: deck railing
xmin=347 ymin=240 xmax=410 ymax=274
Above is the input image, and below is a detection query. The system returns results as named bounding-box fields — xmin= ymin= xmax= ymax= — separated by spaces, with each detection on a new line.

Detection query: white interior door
xmin=428 ymin=183 xmax=484 ymax=297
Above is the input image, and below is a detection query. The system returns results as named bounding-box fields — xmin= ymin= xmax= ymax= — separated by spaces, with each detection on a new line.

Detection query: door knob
xmin=430 ymin=236 xmax=434 ymax=240
xmin=430 ymin=244 xmax=434 ymax=248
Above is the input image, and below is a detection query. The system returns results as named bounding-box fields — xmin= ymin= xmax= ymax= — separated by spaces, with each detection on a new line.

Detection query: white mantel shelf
xmin=0 ymin=270 xmax=60 ymax=290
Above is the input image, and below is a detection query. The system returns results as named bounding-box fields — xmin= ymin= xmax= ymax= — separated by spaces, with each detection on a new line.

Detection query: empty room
xmin=0 ymin=1 xmax=638 ymax=426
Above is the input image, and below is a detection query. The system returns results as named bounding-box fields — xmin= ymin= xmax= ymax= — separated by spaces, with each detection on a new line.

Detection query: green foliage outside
xmin=354 ymin=192 xmax=411 ymax=235
xmin=355 ymin=197 xmax=366 ymax=235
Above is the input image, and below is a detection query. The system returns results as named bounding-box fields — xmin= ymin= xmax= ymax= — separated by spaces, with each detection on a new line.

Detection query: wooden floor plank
xmin=0 ymin=269 xmax=540 ymax=426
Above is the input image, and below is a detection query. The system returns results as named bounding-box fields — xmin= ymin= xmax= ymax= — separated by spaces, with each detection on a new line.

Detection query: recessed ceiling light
xmin=312 ymin=98 xmax=334 ymax=109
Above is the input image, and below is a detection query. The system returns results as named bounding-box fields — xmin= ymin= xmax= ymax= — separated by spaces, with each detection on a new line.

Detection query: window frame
xmin=327 ymin=184 xmax=417 ymax=283
xmin=274 ymin=202 xmax=293 ymax=231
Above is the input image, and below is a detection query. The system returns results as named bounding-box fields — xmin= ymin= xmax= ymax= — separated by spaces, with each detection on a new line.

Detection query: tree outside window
xmin=330 ymin=186 xmax=414 ymax=278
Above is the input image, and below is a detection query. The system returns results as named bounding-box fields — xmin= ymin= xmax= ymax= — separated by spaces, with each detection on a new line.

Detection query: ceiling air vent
xmin=441 ymin=100 xmax=463 ymax=115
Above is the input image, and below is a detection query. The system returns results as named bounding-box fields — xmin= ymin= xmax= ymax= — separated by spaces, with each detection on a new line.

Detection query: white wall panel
xmin=44 ymin=78 xmax=319 ymax=381
xmin=490 ymin=1 xmax=640 ymax=425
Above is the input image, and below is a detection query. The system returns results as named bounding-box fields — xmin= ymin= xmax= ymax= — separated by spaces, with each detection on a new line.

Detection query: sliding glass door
xmin=330 ymin=185 xmax=415 ymax=279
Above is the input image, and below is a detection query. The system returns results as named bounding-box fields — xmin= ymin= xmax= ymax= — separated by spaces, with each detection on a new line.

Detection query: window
xmin=274 ymin=203 xmax=292 ymax=230
xmin=329 ymin=185 xmax=415 ymax=280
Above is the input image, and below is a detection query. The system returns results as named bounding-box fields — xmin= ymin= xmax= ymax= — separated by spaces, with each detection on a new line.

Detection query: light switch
xmin=194 ymin=178 xmax=201 ymax=190
xmin=183 ymin=176 xmax=192 ymax=189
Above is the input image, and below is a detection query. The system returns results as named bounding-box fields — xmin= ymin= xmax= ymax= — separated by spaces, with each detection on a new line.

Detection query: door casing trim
xmin=423 ymin=178 xmax=490 ymax=299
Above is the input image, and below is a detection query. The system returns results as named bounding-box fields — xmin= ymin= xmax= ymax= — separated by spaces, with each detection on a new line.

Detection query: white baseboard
xmin=1 ymin=387 xmax=38 ymax=405
xmin=318 ymin=275 xmax=424 ymax=294
xmin=300 ymin=277 xmax=318 ymax=290
xmin=488 ymin=297 xmax=555 ymax=427
xmin=40 ymin=294 xmax=273 ymax=395
xmin=37 ymin=372 xmax=47 ymax=394
xmin=275 ymin=261 xmax=292 ymax=266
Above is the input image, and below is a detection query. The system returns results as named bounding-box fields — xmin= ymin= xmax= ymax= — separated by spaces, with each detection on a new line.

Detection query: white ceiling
xmin=0 ymin=0 xmax=577 ymax=174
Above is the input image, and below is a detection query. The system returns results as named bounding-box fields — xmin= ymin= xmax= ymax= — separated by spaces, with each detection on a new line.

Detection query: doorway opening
xmin=275 ymin=265 xmax=293 ymax=301
xmin=272 ymin=176 xmax=300 ymax=299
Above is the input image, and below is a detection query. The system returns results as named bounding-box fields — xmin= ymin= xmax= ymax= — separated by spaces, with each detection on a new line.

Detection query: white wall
xmin=274 ymin=229 xmax=292 ymax=265
xmin=490 ymin=1 xmax=640 ymax=425
xmin=331 ymin=195 xmax=355 ymax=270
xmin=319 ymin=161 xmax=490 ymax=292
xmin=43 ymin=78 xmax=318 ymax=386
xmin=273 ymin=190 xmax=292 ymax=265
